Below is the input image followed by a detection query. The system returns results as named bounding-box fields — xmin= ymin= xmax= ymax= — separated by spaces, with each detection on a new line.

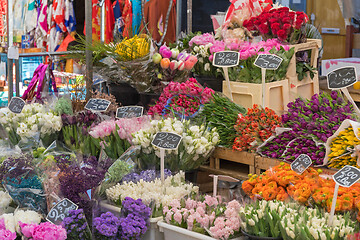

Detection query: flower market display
xmin=2 ymin=0 xmax=360 ymax=239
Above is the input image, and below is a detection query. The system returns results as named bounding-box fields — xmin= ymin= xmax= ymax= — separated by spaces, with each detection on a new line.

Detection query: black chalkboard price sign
xmin=212 ymin=51 xmax=240 ymax=67
xmin=333 ymin=165 xmax=360 ymax=188
xmin=291 ymin=154 xmax=312 ymax=174
xmin=46 ymin=198 xmax=78 ymax=225
xmin=151 ymin=132 xmax=182 ymax=150
xmin=8 ymin=97 xmax=25 ymax=114
xmin=84 ymin=98 xmax=111 ymax=112
xmin=116 ymin=106 xmax=144 ymax=118
xmin=327 ymin=66 xmax=357 ymax=89
xmin=254 ymin=54 xmax=283 ymax=70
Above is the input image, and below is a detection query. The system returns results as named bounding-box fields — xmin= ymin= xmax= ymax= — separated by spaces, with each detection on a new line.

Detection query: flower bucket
xmin=241 ymin=230 xmax=283 ymax=240
xmin=158 ymin=221 xmax=242 ymax=240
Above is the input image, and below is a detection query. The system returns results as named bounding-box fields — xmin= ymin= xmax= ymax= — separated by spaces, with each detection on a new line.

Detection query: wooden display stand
xmin=287 ymin=39 xmax=321 ymax=102
xmin=222 ymin=79 xmax=289 ymax=114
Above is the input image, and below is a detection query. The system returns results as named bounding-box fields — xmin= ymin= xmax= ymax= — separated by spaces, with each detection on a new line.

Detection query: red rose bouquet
xmin=243 ymin=7 xmax=308 ymax=44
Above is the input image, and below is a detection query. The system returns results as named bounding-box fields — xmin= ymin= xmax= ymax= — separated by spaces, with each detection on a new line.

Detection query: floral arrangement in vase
xmin=106 ymin=171 xmax=199 ymax=217
xmin=148 ymin=78 xmax=214 ymax=119
xmin=243 ymin=6 xmax=309 ymax=44
xmin=240 ymin=200 xmax=357 ymax=239
xmin=163 ymin=196 xmax=241 ymax=239
xmin=132 ymin=117 xmax=219 ymax=171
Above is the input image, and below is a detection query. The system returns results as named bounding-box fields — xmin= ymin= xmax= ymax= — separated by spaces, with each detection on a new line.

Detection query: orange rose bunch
xmin=242 ymin=162 xmax=360 ymax=221
xmin=233 ymin=104 xmax=281 ymax=152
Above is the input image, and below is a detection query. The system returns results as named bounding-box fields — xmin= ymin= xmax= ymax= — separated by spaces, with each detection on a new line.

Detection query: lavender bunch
xmin=121 ymin=169 xmax=172 ymax=183
xmin=62 ymin=209 xmax=92 ymax=240
xmin=61 ymin=110 xmax=101 ymax=156
xmin=258 ymin=130 xmax=296 ymax=159
xmin=282 ymin=137 xmax=326 ymax=165
xmin=282 ymin=92 xmax=356 ymax=143
xmin=93 ymin=212 xmax=121 ymax=240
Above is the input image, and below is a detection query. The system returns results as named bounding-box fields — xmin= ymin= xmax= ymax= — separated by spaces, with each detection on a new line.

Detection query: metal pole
xmin=7 ymin=0 xmax=13 ymax=101
xmin=99 ymin=0 xmax=105 ymax=43
xmin=176 ymin=0 xmax=182 ymax=40
xmin=187 ymin=0 xmax=192 ymax=33
xmin=85 ymin=0 xmax=93 ymax=100
xmin=14 ymin=59 xmax=20 ymax=97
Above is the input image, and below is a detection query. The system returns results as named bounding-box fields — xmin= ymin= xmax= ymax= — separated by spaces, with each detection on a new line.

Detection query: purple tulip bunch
xmin=258 ymin=130 xmax=297 ymax=159
xmin=282 ymin=138 xmax=326 ymax=165
xmin=282 ymin=92 xmax=355 ymax=143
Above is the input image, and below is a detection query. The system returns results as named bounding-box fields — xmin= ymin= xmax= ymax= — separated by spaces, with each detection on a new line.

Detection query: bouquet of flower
xmin=106 ymin=171 xmax=199 ymax=217
xmin=148 ymin=78 xmax=214 ymax=119
xmin=243 ymin=6 xmax=308 ymax=44
xmin=233 ymin=104 xmax=281 ymax=152
xmin=62 ymin=209 xmax=92 ymax=240
xmin=19 ymin=221 xmax=67 ymax=240
xmin=132 ymin=118 xmax=219 ymax=171
xmin=227 ymin=39 xmax=294 ymax=83
xmin=89 ymin=116 xmax=151 ymax=160
xmin=282 ymin=92 xmax=356 ymax=143
xmin=163 ymin=196 xmax=241 ymax=239
xmin=195 ymin=93 xmax=246 ymax=147
xmin=240 ymin=200 xmax=357 ymax=239
xmin=93 ymin=197 xmax=151 ymax=240
xmin=0 ymin=209 xmax=42 ymax=235
xmin=61 ymin=110 xmax=101 ymax=156
xmin=0 ymin=103 xmax=62 ymax=147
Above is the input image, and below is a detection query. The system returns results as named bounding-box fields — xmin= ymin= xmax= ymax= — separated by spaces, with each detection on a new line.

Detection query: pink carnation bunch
xmin=19 ymin=222 xmax=67 ymax=240
xmin=148 ymin=78 xmax=214 ymax=118
xmin=163 ymin=196 xmax=241 ymax=240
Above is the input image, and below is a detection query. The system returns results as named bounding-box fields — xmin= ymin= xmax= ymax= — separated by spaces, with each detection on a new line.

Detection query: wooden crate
xmin=222 ymin=79 xmax=289 ymax=113
xmin=287 ymin=39 xmax=322 ymax=101
xmin=255 ymin=155 xmax=282 ymax=175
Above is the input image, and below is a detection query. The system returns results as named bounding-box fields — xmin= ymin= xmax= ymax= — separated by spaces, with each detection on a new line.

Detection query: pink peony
xmin=20 ymin=222 xmax=66 ymax=240
xmin=189 ymin=33 xmax=215 ymax=47
xmin=0 ymin=229 xmax=16 ymax=240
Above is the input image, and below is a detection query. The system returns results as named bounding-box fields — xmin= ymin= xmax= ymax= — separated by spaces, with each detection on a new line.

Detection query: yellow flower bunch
xmin=328 ymin=127 xmax=360 ymax=169
xmin=115 ymin=35 xmax=150 ymax=60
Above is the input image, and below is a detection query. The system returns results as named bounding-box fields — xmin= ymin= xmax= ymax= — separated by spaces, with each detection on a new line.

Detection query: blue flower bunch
xmin=62 ymin=209 xmax=92 ymax=240
xmin=93 ymin=197 xmax=151 ymax=240
xmin=121 ymin=169 xmax=172 ymax=183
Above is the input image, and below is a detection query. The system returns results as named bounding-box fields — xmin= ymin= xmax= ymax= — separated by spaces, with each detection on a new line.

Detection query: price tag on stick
xmin=84 ymin=98 xmax=111 ymax=112
xmin=213 ymin=51 xmax=240 ymax=101
xmin=46 ymin=198 xmax=78 ymax=225
xmin=327 ymin=66 xmax=360 ymax=116
xmin=8 ymin=97 xmax=25 ymax=114
xmin=290 ymin=154 xmax=312 ymax=174
xmin=329 ymin=165 xmax=360 ymax=226
xmin=254 ymin=54 xmax=283 ymax=107
xmin=116 ymin=106 xmax=144 ymax=118
xmin=151 ymin=132 xmax=182 ymax=182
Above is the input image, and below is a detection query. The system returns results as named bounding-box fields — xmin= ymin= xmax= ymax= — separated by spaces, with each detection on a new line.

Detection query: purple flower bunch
xmin=121 ymin=169 xmax=172 ymax=183
xmin=93 ymin=212 xmax=121 ymax=239
xmin=282 ymin=92 xmax=355 ymax=143
xmin=258 ymin=130 xmax=297 ymax=159
xmin=61 ymin=110 xmax=99 ymax=128
xmin=93 ymin=197 xmax=151 ymax=240
xmin=282 ymin=138 xmax=326 ymax=165
xmin=62 ymin=209 xmax=92 ymax=240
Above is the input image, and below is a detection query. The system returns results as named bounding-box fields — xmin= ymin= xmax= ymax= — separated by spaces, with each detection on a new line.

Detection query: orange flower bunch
xmin=233 ymin=104 xmax=281 ymax=152
xmin=242 ymin=162 xmax=360 ymax=220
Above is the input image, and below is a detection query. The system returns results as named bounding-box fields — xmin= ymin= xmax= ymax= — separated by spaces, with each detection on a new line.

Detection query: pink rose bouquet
xmin=148 ymin=78 xmax=214 ymax=119
xmin=163 ymin=196 xmax=241 ymax=239
xmin=89 ymin=115 xmax=151 ymax=160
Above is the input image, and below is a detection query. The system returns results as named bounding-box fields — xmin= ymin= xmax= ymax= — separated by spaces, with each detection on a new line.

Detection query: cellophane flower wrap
xmin=0 ymin=103 xmax=62 ymax=147
xmin=243 ymin=6 xmax=308 ymax=44
xmin=106 ymin=171 xmax=199 ymax=217
xmin=258 ymin=92 xmax=356 ymax=166
xmin=89 ymin=115 xmax=151 ymax=160
xmin=233 ymin=104 xmax=281 ymax=152
xmin=61 ymin=110 xmax=101 ymax=156
xmin=132 ymin=117 xmax=219 ymax=171
xmin=62 ymin=209 xmax=92 ymax=240
xmin=163 ymin=196 xmax=241 ymax=239
xmin=148 ymin=78 xmax=215 ymax=119
xmin=240 ymin=200 xmax=357 ymax=239
xmin=93 ymin=197 xmax=151 ymax=240
xmin=242 ymin=162 xmax=360 ymax=222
